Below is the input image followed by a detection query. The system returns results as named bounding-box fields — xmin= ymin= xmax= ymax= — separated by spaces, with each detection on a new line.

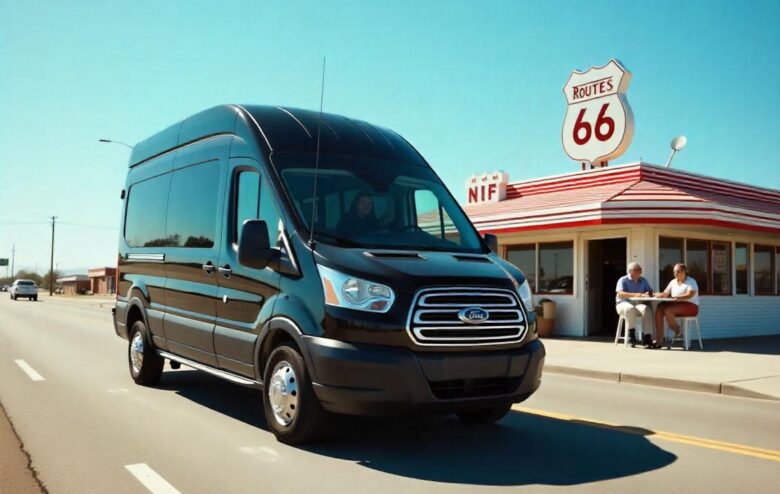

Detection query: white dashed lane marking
xmin=14 ymin=359 xmax=45 ymax=381
xmin=125 ymin=463 xmax=182 ymax=494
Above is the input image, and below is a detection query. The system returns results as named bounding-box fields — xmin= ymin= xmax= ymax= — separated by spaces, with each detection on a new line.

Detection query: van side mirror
xmin=238 ymin=220 xmax=280 ymax=270
xmin=484 ymin=233 xmax=498 ymax=253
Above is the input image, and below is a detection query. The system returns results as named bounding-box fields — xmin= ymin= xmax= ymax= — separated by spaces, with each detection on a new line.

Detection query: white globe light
xmin=671 ymin=135 xmax=687 ymax=151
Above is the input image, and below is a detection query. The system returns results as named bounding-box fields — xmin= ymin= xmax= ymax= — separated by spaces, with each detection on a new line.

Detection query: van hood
xmin=312 ymin=244 xmax=525 ymax=294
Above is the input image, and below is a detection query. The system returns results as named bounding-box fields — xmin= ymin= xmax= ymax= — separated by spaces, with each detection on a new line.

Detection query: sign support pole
xmin=49 ymin=216 xmax=57 ymax=296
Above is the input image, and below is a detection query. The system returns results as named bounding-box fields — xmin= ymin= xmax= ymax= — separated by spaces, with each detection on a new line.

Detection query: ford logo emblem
xmin=458 ymin=307 xmax=489 ymax=324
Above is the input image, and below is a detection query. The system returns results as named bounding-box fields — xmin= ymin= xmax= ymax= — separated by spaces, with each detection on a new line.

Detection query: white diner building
xmin=464 ymin=163 xmax=780 ymax=339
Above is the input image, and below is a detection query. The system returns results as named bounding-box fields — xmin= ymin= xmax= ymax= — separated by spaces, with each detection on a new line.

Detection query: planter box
xmin=537 ymin=317 xmax=555 ymax=337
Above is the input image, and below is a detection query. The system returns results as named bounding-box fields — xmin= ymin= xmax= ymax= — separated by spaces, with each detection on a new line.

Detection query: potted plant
xmin=535 ymin=298 xmax=556 ymax=337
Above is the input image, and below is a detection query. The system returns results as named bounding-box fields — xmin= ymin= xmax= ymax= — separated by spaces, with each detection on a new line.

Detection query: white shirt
xmin=665 ymin=276 xmax=699 ymax=305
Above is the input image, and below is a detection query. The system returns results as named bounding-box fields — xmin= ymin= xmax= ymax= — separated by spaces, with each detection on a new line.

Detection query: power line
xmin=0 ymin=220 xmax=117 ymax=230
xmin=0 ymin=221 xmax=49 ymax=226
xmin=58 ymin=221 xmax=118 ymax=231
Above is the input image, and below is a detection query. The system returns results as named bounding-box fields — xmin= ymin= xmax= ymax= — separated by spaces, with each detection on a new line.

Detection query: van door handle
xmin=218 ymin=265 xmax=232 ymax=278
xmin=202 ymin=262 xmax=214 ymax=275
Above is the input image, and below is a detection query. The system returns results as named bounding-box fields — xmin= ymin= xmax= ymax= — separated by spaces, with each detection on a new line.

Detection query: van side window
xmin=260 ymin=177 xmax=281 ymax=243
xmin=232 ymin=169 xmax=281 ymax=245
xmin=234 ymin=170 xmax=260 ymax=243
xmin=125 ymin=174 xmax=171 ymax=247
xmin=413 ymin=189 xmax=456 ymax=240
xmin=166 ymin=161 xmax=221 ymax=248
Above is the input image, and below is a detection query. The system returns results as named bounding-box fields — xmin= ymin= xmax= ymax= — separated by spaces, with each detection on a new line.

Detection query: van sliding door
xmin=162 ymin=155 xmax=227 ymax=366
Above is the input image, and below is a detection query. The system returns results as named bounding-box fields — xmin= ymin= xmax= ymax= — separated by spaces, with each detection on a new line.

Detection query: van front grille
xmin=407 ymin=287 xmax=527 ymax=346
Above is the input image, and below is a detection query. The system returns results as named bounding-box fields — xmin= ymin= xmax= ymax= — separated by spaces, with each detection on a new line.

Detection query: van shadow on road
xmin=159 ymin=370 xmax=676 ymax=487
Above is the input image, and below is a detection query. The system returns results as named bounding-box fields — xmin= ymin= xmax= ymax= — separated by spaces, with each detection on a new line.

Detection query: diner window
xmin=658 ymin=237 xmax=683 ymax=290
xmin=506 ymin=244 xmax=536 ymax=292
xmin=539 ymin=242 xmax=574 ymax=294
xmin=753 ymin=245 xmax=775 ymax=295
xmin=658 ymin=236 xmax=731 ymax=295
xmin=777 ymin=247 xmax=780 ymax=295
xmin=505 ymin=241 xmax=574 ymax=294
xmin=711 ymin=241 xmax=731 ymax=295
xmin=686 ymin=239 xmax=709 ymax=293
xmin=735 ymin=243 xmax=749 ymax=294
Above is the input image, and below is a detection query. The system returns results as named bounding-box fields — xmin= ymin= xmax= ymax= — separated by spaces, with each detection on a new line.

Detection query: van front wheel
xmin=128 ymin=321 xmax=164 ymax=386
xmin=456 ymin=403 xmax=513 ymax=424
xmin=262 ymin=344 xmax=329 ymax=445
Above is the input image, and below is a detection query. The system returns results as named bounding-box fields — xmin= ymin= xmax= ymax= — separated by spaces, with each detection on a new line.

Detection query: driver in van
xmin=337 ymin=191 xmax=380 ymax=237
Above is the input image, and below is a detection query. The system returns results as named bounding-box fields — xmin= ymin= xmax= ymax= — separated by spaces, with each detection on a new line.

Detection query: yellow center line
xmin=512 ymin=405 xmax=780 ymax=463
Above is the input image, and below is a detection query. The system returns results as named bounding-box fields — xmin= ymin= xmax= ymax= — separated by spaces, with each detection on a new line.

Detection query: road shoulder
xmin=0 ymin=400 xmax=45 ymax=494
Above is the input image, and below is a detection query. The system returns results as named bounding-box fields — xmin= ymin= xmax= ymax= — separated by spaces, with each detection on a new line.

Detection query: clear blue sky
xmin=1 ymin=0 xmax=779 ymax=273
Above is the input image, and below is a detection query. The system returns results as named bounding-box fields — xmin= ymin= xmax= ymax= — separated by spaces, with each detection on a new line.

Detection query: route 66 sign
xmin=562 ymin=59 xmax=634 ymax=167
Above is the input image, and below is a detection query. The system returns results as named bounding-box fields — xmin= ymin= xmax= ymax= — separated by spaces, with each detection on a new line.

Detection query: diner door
xmin=586 ymin=238 xmax=627 ymax=335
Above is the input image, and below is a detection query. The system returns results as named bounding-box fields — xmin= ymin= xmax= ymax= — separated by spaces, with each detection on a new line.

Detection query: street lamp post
xmin=98 ymin=139 xmax=133 ymax=150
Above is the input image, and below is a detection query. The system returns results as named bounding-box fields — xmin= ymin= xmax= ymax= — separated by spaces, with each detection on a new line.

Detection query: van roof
xmin=129 ymin=105 xmax=425 ymax=167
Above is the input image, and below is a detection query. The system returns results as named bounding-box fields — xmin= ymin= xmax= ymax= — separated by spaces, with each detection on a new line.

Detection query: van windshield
xmin=272 ymin=153 xmax=485 ymax=254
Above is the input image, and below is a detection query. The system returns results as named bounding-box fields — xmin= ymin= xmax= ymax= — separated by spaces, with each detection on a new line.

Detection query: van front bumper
xmin=305 ymin=336 xmax=545 ymax=416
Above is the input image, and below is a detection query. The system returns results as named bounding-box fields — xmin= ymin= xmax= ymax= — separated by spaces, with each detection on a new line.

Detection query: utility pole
xmin=10 ymin=245 xmax=14 ymax=279
xmin=49 ymin=216 xmax=57 ymax=296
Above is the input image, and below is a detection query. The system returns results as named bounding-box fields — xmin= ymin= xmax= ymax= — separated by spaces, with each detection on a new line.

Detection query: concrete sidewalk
xmin=542 ymin=335 xmax=780 ymax=401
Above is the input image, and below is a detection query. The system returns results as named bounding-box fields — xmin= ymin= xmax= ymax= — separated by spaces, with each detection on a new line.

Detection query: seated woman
xmin=651 ymin=263 xmax=699 ymax=349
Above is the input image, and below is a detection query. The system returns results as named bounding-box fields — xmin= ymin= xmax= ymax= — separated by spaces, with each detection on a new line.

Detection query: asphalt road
xmin=1 ymin=294 xmax=779 ymax=493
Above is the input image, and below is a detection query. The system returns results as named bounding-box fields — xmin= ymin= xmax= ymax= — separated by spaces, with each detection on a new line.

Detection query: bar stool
xmin=614 ymin=315 xmax=629 ymax=347
xmin=665 ymin=316 xmax=703 ymax=351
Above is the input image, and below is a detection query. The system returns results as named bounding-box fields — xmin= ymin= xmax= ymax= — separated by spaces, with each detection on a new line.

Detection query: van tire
xmin=262 ymin=344 xmax=329 ymax=445
xmin=128 ymin=321 xmax=164 ymax=386
xmin=456 ymin=403 xmax=513 ymax=424
xmin=32 ymin=296 xmax=38 ymax=302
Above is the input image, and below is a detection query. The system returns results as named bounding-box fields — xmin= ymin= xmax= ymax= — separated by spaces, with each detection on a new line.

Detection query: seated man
xmin=615 ymin=262 xmax=654 ymax=347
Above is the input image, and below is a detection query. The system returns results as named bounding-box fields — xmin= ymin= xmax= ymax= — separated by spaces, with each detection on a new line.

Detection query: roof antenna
xmin=308 ymin=56 xmax=326 ymax=248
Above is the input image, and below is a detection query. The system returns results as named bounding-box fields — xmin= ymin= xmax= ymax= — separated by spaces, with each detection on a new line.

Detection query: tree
xmin=3 ymin=269 xmax=43 ymax=286
xmin=41 ymin=270 xmax=62 ymax=290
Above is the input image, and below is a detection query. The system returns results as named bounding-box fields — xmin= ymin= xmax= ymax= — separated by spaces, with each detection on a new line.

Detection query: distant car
xmin=0 ymin=284 xmax=8 ymax=292
xmin=9 ymin=279 xmax=38 ymax=301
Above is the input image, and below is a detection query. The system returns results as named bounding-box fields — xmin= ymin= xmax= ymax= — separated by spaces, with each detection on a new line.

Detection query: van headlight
xmin=517 ymin=279 xmax=533 ymax=311
xmin=317 ymin=265 xmax=395 ymax=313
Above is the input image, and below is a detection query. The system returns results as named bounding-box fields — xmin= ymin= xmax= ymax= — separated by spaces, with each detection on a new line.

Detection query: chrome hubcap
xmin=130 ymin=332 xmax=144 ymax=374
xmin=268 ymin=360 xmax=298 ymax=427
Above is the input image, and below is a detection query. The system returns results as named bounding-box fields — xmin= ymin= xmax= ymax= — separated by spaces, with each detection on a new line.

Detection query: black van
xmin=114 ymin=105 xmax=544 ymax=444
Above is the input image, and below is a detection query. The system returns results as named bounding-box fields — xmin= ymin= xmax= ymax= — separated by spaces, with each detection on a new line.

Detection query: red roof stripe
xmin=471 ymin=205 xmax=780 ymax=225
xmin=501 ymin=163 xmax=780 ymax=206
xmin=478 ymin=217 xmax=780 ymax=235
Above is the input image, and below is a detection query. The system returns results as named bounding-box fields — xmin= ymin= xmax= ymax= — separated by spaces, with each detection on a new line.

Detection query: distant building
xmin=57 ymin=275 xmax=90 ymax=295
xmin=88 ymin=267 xmax=117 ymax=295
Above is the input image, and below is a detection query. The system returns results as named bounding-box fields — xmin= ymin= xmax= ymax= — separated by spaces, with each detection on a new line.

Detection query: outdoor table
xmin=626 ymin=297 xmax=670 ymax=338
xmin=628 ymin=297 xmax=669 ymax=303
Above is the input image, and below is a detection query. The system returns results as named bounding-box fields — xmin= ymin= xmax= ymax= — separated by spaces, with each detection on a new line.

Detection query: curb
xmin=545 ymin=365 xmax=780 ymax=401
xmin=720 ymin=383 xmax=780 ymax=401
